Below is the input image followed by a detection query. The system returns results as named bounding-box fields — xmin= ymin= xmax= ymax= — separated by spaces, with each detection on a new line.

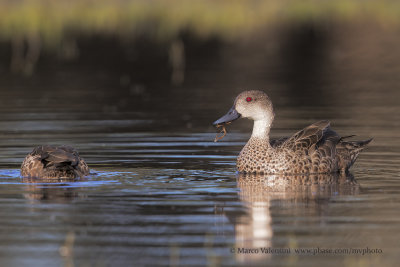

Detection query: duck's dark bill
xmin=213 ymin=106 xmax=241 ymax=126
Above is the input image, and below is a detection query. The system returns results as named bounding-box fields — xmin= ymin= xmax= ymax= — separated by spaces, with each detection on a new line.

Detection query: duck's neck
xmin=251 ymin=119 xmax=272 ymax=142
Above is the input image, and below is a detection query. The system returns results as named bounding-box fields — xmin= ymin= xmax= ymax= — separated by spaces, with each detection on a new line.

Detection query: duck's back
xmin=21 ymin=145 xmax=89 ymax=178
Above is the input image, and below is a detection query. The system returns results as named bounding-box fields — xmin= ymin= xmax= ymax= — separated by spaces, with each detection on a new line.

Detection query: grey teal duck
xmin=213 ymin=90 xmax=372 ymax=175
xmin=21 ymin=145 xmax=89 ymax=178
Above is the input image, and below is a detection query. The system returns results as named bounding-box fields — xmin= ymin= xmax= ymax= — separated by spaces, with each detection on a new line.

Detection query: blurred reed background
xmin=4 ymin=0 xmax=400 ymax=44
xmin=1 ymin=0 xmax=400 ymax=75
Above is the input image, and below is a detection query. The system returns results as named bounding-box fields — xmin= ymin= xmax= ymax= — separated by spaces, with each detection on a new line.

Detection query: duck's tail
xmin=336 ymin=138 xmax=373 ymax=172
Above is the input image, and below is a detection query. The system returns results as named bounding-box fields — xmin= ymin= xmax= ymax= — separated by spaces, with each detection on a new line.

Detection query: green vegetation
xmin=1 ymin=0 xmax=400 ymax=47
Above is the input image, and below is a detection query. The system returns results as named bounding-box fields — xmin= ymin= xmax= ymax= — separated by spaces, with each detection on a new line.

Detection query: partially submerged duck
xmin=21 ymin=145 xmax=89 ymax=179
xmin=213 ymin=90 xmax=372 ymax=174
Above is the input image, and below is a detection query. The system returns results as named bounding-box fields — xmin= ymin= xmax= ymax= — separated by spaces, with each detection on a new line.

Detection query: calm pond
xmin=0 ymin=29 xmax=399 ymax=266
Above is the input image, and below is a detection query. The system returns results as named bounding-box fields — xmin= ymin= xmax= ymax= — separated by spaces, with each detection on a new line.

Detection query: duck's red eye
xmin=246 ymin=97 xmax=252 ymax=102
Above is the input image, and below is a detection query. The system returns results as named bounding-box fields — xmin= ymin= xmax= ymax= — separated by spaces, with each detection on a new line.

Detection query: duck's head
xmin=213 ymin=90 xmax=274 ymax=126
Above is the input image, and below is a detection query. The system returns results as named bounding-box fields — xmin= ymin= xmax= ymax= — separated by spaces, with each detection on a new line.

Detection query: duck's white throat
xmin=251 ymin=119 xmax=272 ymax=139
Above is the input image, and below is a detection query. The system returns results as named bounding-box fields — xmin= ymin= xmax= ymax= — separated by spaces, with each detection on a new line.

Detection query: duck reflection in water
xmin=21 ymin=176 xmax=87 ymax=202
xmin=233 ymin=172 xmax=358 ymax=264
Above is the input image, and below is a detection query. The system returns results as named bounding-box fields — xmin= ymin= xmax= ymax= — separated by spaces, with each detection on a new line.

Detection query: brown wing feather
xmin=280 ymin=121 xmax=343 ymax=173
xmin=336 ymin=138 xmax=373 ymax=171
xmin=33 ymin=145 xmax=79 ymax=166
xmin=282 ymin=120 xmax=331 ymax=151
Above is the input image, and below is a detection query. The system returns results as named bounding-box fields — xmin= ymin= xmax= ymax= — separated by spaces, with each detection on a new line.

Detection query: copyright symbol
xmin=230 ymin=248 xmax=235 ymax=253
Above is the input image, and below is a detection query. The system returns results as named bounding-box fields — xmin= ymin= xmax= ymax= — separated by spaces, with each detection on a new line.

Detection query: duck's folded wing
xmin=33 ymin=146 xmax=79 ymax=166
xmin=59 ymin=145 xmax=80 ymax=156
xmin=282 ymin=120 xmax=334 ymax=151
xmin=46 ymin=150 xmax=79 ymax=166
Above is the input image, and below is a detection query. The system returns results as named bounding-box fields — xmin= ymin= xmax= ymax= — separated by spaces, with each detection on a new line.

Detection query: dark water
xmin=0 ymin=25 xmax=399 ymax=266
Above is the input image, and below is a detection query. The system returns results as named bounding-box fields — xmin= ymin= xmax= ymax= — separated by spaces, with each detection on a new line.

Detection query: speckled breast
xmin=236 ymin=138 xmax=329 ymax=174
